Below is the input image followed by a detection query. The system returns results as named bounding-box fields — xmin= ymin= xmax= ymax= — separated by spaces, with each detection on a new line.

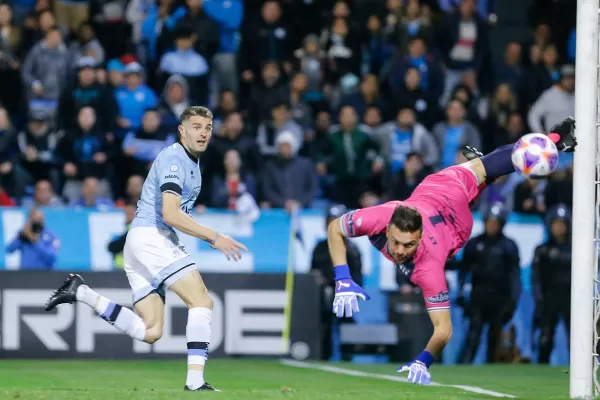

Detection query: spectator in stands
xmin=140 ymin=0 xmax=177 ymax=79
xmin=388 ymin=36 xmax=443 ymax=101
xmin=206 ymin=111 xmax=261 ymax=178
xmin=58 ymin=56 xmax=118 ymax=132
xmin=323 ymin=17 xmax=362 ymax=86
xmin=388 ymin=151 xmax=428 ymax=201
xmin=522 ymin=22 xmax=552 ymax=68
xmin=122 ymin=108 xmax=175 ymax=176
xmin=0 ymin=3 xmax=23 ymax=115
xmin=116 ymin=174 xmax=144 ymax=207
xmin=106 ymin=59 xmax=125 ymax=89
xmin=57 ymin=106 xmax=112 ymax=203
xmin=432 ymin=99 xmax=481 ymax=169
xmin=495 ymin=41 xmax=523 ymax=89
xmin=293 ymin=34 xmax=326 ymax=104
xmin=239 ymin=0 xmax=293 ymax=83
xmin=107 ymin=201 xmax=136 ymax=268
xmin=158 ymin=26 xmax=209 ymax=104
xmin=6 ymin=208 xmax=59 ymax=270
xmin=22 ymin=179 xmax=64 ymax=208
xmin=158 ymin=74 xmax=190 ymax=132
xmin=439 ymin=0 xmax=488 ymax=106
xmin=20 ymin=9 xmax=59 ymax=55
xmin=391 ymin=67 xmax=440 ymax=130
xmin=527 ymin=64 xmax=575 ymax=133
xmin=261 ymin=130 xmax=316 ymax=211
xmin=70 ymin=176 xmax=114 ymax=209
xmin=0 ymin=106 xmax=25 ymax=199
xmin=482 ymin=83 xmax=518 ymax=153
xmin=211 ymin=149 xmax=258 ymax=212
xmin=21 ymin=25 xmax=68 ymax=119
xmin=256 ymin=101 xmax=303 ymax=158
xmin=17 ymin=112 xmax=60 ymax=183
xmin=54 ymin=0 xmax=89 ymax=33
xmin=522 ymin=43 xmax=561 ymax=109
xmin=68 ymin=22 xmax=105 ymax=68
xmin=513 ymin=178 xmax=547 ymax=215
xmin=248 ymin=60 xmax=288 ymax=127
xmin=167 ymin=0 xmax=220 ymax=61
xmin=340 ymin=74 xmax=386 ymax=122
xmin=207 ymin=95 xmax=233 ymax=141
xmin=317 ymin=105 xmax=384 ymax=208
xmin=289 ymin=72 xmax=313 ymax=131
xmin=200 ymin=0 xmax=243 ymax=93
xmin=299 ymin=110 xmax=331 ymax=162
xmin=376 ymin=108 xmax=439 ymax=170
xmin=395 ymin=0 xmax=435 ymax=51
xmin=544 ymin=167 xmax=573 ymax=210
xmin=115 ymin=62 xmax=158 ymax=137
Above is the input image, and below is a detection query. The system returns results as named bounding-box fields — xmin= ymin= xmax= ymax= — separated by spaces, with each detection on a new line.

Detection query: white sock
xmin=76 ymin=285 xmax=146 ymax=341
xmin=186 ymin=307 xmax=212 ymax=390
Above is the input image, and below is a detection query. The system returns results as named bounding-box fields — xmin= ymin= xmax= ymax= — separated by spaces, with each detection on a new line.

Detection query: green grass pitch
xmin=0 ymin=359 xmax=574 ymax=399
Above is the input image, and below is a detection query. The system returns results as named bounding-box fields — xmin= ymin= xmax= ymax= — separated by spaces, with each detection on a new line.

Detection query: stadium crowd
xmin=0 ymin=0 xmax=576 ymax=214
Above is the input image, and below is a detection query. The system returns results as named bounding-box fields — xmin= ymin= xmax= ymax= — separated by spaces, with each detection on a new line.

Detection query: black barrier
xmin=0 ymin=271 xmax=321 ymax=360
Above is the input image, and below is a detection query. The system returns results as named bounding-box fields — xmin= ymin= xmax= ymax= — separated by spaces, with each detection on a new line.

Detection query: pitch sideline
xmin=280 ymin=359 xmax=517 ymax=398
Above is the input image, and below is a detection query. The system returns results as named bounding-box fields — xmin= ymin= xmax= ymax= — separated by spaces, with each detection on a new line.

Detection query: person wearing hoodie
xmin=527 ymin=64 xmax=575 ymax=133
xmin=260 ymin=130 xmax=317 ymax=211
xmin=21 ymin=26 xmax=69 ymax=118
xmin=374 ymin=107 xmax=439 ymax=170
xmin=57 ymin=106 xmax=112 ymax=203
xmin=68 ymin=22 xmax=105 ymax=68
xmin=159 ymin=75 xmax=190 ymax=132
xmin=58 ymin=56 xmax=118 ymax=132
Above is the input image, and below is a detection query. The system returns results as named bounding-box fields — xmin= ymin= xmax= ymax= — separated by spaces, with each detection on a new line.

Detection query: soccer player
xmin=44 ymin=106 xmax=247 ymax=392
xmin=327 ymin=116 xmax=577 ymax=384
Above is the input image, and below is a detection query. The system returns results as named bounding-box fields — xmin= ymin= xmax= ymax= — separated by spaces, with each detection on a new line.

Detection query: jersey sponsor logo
xmin=426 ymin=291 xmax=450 ymax=304
xmin=164 ymin=174 xmax=180 ymax=180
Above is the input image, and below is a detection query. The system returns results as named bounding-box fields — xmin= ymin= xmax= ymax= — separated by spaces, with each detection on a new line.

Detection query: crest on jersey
xmin=426 ymin=291 xmax=450 ymax=304
xmin=170 ymin=164 xmax=178 ymax=172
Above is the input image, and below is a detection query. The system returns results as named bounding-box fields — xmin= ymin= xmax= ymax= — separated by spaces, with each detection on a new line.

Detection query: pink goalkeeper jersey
xmin=340 ymin=166 xmax=482 ymax=311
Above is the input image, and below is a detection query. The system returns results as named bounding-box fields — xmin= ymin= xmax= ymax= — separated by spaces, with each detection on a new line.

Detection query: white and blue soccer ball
xmin=511 ymin=133 xmax=559 ymax=178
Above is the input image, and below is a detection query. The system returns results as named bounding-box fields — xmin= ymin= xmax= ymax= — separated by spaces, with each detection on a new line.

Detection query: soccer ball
xmin=511 ymin=133 xmax=559 ymax=178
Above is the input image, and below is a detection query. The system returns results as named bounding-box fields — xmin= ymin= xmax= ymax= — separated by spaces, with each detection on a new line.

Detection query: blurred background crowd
xmin=0 ymin=0 xmax=576 ymax=213
xmin=0 ymin=0 xmax=578 ymax=364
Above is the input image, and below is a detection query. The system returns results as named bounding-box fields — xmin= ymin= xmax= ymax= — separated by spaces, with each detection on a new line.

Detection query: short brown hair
xmin=180 ymin=106 xmax=213 ymax=122
xmin=390 ymin=205 xmax=422 ymax=233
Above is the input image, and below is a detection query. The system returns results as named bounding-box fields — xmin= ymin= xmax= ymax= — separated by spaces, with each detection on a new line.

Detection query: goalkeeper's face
xmin=386 ymin=224 xmax=421 ymax=264
xmin=179 ymin=115 xmax=213 ymax=155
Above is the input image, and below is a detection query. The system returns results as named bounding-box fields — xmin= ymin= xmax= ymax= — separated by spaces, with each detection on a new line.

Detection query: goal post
xmin=571 ymin=1 xmax=599 ymax=399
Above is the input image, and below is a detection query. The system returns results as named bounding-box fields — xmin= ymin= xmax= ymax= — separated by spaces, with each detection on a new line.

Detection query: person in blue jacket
xmin=6 ymin=208 xmax=59 ymax=270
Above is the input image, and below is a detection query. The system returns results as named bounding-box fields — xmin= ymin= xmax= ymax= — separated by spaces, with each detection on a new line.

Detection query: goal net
xmin=571 ymin=1 xmax=599 ymax=399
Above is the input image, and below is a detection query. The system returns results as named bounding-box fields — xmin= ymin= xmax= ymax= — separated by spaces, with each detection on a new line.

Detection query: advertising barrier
xmin=0 ymin=271 xmax=321 ymax=360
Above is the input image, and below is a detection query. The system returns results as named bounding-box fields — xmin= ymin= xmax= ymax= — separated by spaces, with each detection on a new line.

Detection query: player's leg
xmin=461 ymin=117 xmax=577 ymax=185
xmin=167 ymin=268 xmax=217 ymax=392
xmin=45 ymin=274 xmax=163 ymax=343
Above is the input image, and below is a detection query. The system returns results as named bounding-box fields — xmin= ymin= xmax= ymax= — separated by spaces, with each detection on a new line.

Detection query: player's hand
xmin=333 ymin=279 xmax=370 ymax=318
xmin=398 ymin=361 xmax=431 ymax=385
xmin=211 ymin=233 xmax=247 ymax=262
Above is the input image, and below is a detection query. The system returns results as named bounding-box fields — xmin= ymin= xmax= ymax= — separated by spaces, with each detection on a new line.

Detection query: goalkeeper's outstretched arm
xmin=327 ymin=218 xmax=349 ymax=266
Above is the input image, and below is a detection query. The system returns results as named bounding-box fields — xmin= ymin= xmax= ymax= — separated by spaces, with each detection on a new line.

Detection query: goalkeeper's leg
xmin=45 ymin=274 xmax=162 ymax=343
xmin=461 ymin=116 xmax=576 ymax=185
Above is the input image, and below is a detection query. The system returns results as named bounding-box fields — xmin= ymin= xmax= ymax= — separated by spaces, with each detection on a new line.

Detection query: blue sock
xmin=480 ymin=144 xmax=515 ymax=180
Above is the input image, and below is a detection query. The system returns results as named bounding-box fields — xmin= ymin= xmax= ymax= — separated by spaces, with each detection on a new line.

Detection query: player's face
xmin=179 ymin=115 xmax=212 ymax=154
xmin=386 ymin=224 xmax=421 ymax=264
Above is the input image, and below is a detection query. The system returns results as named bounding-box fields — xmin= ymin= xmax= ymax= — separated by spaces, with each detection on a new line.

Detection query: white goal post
xmin=571 ymin=1 xmax=599 ymax=399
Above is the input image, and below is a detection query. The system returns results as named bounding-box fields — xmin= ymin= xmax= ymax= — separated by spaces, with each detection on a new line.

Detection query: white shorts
xmin=124 ymin=227 xmax=196 ymax=304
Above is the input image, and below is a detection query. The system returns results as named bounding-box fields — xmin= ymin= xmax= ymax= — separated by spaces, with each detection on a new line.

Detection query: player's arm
xmin=162 ymin=192 xmax=218 ymax=242
xmin=327 ymin=217 xmax=350 ymax=267
xmin=424 ymin=309 xmax=452 ymax=356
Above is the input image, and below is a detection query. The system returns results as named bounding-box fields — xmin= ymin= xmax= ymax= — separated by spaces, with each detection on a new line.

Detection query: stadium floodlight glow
xmin=570 ymin=1 xmax=598 ymax=399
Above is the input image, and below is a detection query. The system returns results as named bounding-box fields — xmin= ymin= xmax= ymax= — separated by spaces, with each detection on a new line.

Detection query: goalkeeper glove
xmin=332 ymin=264 xmax=370 ymax=318
xmin=398 ymin=351 xmax=433 ymax=385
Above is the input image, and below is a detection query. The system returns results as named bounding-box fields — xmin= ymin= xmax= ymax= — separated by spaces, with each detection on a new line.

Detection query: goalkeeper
xmin=326 ymin=117 xmax=576 ymax=384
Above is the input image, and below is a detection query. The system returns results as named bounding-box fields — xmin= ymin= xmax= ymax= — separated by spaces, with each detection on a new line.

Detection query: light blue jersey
xmin=131 ymin=142 xmax=202 ymax=231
